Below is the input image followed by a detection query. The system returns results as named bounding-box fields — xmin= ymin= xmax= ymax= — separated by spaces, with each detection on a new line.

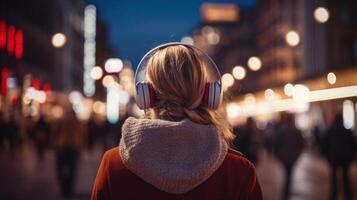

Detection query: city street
xmin=1 ymin=145 xmax=356 ymax=200
xmin=257 ymin=150 xmax=357 ymax=200
xmin=0 ymin=143 xmax=103 ymax=200
xmin=1 ymin=1 xmax=357 ymax=199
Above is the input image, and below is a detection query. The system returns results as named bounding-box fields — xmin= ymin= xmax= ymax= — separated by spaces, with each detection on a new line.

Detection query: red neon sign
xmin=1 ymin=67 xmax=8 ymax=97
xmin=0 ymin=20 xmax=5 ymax=49
xmin=32 ymin=78 xmax=41 ymax=90
xmin=7 ymin=25 xmax=15 ymax=54
xmin=15 ymin=29 xmax=23 ymax=59
xmin=43 ymin=83 xmax=52 ymax=93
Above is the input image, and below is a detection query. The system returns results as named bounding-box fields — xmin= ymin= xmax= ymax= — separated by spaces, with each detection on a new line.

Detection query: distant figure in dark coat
xmin=54 ymin=111 xmax=85 ymax=197
xmin=322 ymin=113 xmax=356 ymax=200
xmin=35 ymin=116 xmax=50 ymax=161
xmin=275 ymin=113 xmax=304 ymax=199
xmin=233 ymin=117 xmax=260 ymax=164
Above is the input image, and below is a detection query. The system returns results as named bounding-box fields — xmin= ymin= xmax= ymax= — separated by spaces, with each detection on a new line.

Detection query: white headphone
xmin=134 ymin=42 xmax=222 ymax=110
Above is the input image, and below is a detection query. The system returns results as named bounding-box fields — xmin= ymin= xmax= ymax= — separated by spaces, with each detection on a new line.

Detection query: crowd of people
xmin=0 ymin=109 xmax=128 ymax=197
xmin=0 ymin=108 xmax=356 ymax=199
xmin=232 ymin=112 xmax=356 ymax=200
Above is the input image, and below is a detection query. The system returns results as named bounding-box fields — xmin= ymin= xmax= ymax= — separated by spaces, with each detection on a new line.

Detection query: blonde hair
xmin=146 ymin=45 xmax=234 ymax=142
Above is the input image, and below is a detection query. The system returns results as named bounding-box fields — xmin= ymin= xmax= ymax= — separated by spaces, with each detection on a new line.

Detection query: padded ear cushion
xmin=135 ymin=82 xmax=156 ymax=109
xmin=203 ymin=82 xmax=222 ymax=109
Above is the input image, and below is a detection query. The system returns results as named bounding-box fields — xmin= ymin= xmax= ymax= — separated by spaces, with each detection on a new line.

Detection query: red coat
xmin=91 ymin=147 xmax=262 ymax=200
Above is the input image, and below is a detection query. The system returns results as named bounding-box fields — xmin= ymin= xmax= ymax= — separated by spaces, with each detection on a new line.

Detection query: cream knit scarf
xmin=119 ymin=117 xmax=228 ymax=194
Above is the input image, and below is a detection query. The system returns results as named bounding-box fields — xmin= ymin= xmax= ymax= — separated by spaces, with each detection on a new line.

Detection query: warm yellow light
xmin=247 ymin=57 xmax=262 ymax=71
xmin=244 ymin=93 xmax=256 ymax=104
xmin=232 ymin=66 xmax=246 ymax=80
xmin=221 ymin=73 xmax=234 ymax=87
xmin=90 ymin=66 xmax=103 ymax=80
xmin=51 ymin=33 xmax=67 ymax=48
xmin=327 ymin=72 xmax=336 ymax=85
xmin=93 ymin=101 xmax=106 ymax=115
xmin=52 ymin=106 xmax=64 ymax=119
xmin=226 ymin=103 xmax=242 ymax=118
xmin=308 ymin=85 xmax=357 ymax=102
xmin=314 ymin=7 xmax=330 ymax=23
xmin=284 ymin=83 xmax=294 ymax=97
xmin=206 ymin=32 xmax=220 ymax=45
xmin=264 ymin=88 xmax=275 ymax=101
xmin=293 ymin=84 xmax=310 ymax=103
xmin=102 ymin=75 xmax=115 ymax=87
xmin=285 ymin=31 xmax=300 ymax=47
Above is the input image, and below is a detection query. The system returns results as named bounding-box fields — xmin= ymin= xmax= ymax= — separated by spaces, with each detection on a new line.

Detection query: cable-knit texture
xmin=119 ymin=117 xmax=228 ymax=194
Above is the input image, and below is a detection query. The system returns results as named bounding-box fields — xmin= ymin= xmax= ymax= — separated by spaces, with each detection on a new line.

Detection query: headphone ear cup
xmin=203 ymin=82 xmax=222 ymax=110
xmin=135 ymin=82 xmax=156 ymax=109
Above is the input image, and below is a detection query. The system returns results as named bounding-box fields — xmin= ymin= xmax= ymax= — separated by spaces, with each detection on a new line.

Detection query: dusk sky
xmin=87 ymin=0 xmax=256 ymax=67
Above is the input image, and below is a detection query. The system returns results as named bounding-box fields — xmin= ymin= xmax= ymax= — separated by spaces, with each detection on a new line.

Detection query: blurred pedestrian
xmin=87 ymin=117 xmax=97 ymax=152
xmin=34 ymin=116 xmax=50 ymax=161
xmin=275 ymin=112 xmax=304 ymax=199
xmin=233 ymin=117 xmax=261 ymax=164
xmin=263 ymin=121 xmax=277 ymax=155
xmin=4 ymin=113 xmax=19 ymax=158
xmin=322 ymin=113 xmax=356 ymax=200
xmin=92 ymin=44 xmax=262 ymax=199
xmin=54 ymin=110 xmax=85 ymax=197
xmin=0 ymin=112 xmax=5 ymax=152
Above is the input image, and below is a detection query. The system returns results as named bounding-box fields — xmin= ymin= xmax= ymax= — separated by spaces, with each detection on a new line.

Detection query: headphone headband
xmin=134 ymin=42 xmax=222 ymax=85
xmin=134 ymin=42 xmax=223 ymax=110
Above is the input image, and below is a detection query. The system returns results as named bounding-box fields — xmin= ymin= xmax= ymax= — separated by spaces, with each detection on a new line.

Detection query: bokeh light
xmin=264 ymin=88 xmax=275 ymax=101
xmin=221 ymin=73 xmax=234 ymax=87
xmin=102 ymin=75 xmax=115 ymax=87
xmin=105 ymin=58 xmax=123 ymax=73
xmin=327 ymin=72 xmax=336 ymax=85
xmin=284 ymin=83 xmax=294 ymax=97
xmin=314 ymin=7 xmax=330 ymax=23
xmin=90 ymin=66 xmax=103 ymax=80
xmin=51 ymin=33 xmax=66 ymax=48
xmin=285 ymin=30 xmax=300 ymax=47
xmin=226 ymin=103 xmax=242 ymax=118
xmin=247 ymin=56 xmax=262 ymax=71
xmin=232 ymin=66 xmax=246 ymax=80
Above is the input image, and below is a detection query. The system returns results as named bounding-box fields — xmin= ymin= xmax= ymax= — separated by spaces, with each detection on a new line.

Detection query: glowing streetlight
xmin=102 ymin=75 xmax=115 ymax=87
xmin=293 ymin=84 xmax=310 ymax=103
xmin=264 ymin=88 xmax=275 ymax=101
xmin=221 ymin=73 xmax=234 ymax=88
xmin=90 ymin=66 xmax=103 ymax=80
xmin=247 ymin=56 xmax=262 ymax=71
xmin=51 ymin=33 xmax=67 ymax=48
xmin=232 ymin=66 xmax=246 ymax=80
xmin=226 ymin=103 xmax=242 ymax=118
xmin=285 ymin=30 xmax=300 ymax=47
xmin=327 ymin=72 xmax=336 ymax=85
xmin=93 ymin=101 xmax=106 ymax=115
xmin=284 ymin=83 xmax=294 ymax=97
xmin=314 ymin=7 xmax=330 ymax=23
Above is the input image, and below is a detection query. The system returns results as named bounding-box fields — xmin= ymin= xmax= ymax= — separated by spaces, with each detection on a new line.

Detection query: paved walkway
xmin=0 ymin=144 xmax=103 ymax=200
xmin=256 ymin=150 xmax=357 ymax=200
xmin=0 ymin=145 xmax=356 ymax=200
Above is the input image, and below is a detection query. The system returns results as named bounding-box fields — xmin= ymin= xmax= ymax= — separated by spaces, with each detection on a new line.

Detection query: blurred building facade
xmin=0 ymin=0 xmax=85 ymax=91
xmin=192 ymin=1 xmax=357 ymax=132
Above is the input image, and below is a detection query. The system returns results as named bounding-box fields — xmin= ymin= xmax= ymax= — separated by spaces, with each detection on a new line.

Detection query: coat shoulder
xmin=225 ymin=148 xmax=256 ymax=173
